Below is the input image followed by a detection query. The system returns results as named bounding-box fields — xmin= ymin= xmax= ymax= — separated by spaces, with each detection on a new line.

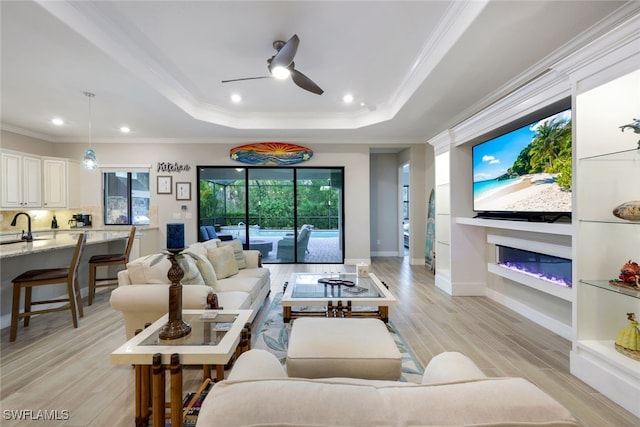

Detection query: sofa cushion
xmin=216 ymin=276 xmax=264 ymax=302
xmin=233 ymin=267 xmax=270 ymax=282
xmin=126 ymin=254 xmax=204 ymax=285
xmin=216 ymin=291 xmax=251 ymax=312
xmin=217 ymin=239 xmax=247 ymax=269
xmin=207 ymin=245 xmax=238 ymax=279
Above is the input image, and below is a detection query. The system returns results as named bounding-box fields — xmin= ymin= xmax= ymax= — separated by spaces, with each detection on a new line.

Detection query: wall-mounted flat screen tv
xmin=472 ymin=107 xmax=572 ymax=222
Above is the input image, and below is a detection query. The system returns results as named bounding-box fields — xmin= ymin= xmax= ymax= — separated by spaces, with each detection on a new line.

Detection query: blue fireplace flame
xmin=497 ymin=245 xmax=572 ymax=288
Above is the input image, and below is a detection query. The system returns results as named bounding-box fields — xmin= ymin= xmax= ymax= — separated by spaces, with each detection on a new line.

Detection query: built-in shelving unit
xmin=456 ymin=216 xmax=573 ymax=236
xmin=427 ymin=11 xmax=640 ymax=418
xmin=570 ymin=68 xmax=640 ymax=418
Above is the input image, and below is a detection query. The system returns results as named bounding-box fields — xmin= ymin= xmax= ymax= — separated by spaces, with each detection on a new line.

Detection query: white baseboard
xmin=370 ymin=251 xmax=399 ymax=257
xmin=486 ymin=288 xmax=572 ymax=340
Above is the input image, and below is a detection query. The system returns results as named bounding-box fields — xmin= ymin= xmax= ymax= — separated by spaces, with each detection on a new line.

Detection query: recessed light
xmin=51 ymin=118 xmax=64 ymax=126
xmin=231 ymin=94 xmax=242 ymax=103
xmin=120 ymin=126 xmax=130 ymax=133
xmin=343 ymin=94 xmax=354 ymax=103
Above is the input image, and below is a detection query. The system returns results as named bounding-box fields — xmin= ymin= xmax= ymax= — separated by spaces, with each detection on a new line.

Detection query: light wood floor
xmin=1 ymin=257 xmax=638 ymax=426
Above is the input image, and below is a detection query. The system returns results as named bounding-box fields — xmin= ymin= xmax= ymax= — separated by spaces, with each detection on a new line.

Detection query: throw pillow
xmin=176 ymin=254 xmax=206 ymax=286
xmin=184 ymin=242 xmax=207 ymax=258
xmin=126 ymin=255 xmax=171 ymax=284
xmin=126 ymin=254 xmax=204 ymax=285
xmin=207 ymin=245 xmax=239 ymax=279
xmin=217 ymin=239 xmax=247 ymax=269
xmin=184 ymin=252 xmax=218 ymax=290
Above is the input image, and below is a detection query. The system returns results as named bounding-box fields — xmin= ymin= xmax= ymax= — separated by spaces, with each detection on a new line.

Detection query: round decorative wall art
xmin=612 ymin=200 xmax=640 ymax=221
xmin=230 ymin=142 xmax=313 ymax=166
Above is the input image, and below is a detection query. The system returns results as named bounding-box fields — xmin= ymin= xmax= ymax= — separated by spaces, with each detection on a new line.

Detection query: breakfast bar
xmin=0 ymin=230 xmax=133 ymax=329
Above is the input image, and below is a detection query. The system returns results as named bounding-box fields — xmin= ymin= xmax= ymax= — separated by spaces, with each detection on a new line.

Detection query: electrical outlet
xmin=185 ymin=213 xmax=192 ymax=219
xmin=173 ymin=213 xmax=181 ymax=219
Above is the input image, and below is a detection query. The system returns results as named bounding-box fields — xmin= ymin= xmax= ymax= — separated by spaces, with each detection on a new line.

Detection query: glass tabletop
xmin=140 ymin=312 xmax=239 ymax=347
xmin=290 ymin=273 xmax=384 ymax=299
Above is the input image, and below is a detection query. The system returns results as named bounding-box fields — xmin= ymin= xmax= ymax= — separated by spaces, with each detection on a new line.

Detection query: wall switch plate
xmin=173 ymin=213 xmax=181 ymax=219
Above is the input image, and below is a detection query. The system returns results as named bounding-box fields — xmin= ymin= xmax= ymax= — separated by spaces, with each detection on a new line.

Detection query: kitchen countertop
xmin=0 ymin=230 xmax=132 ymax=259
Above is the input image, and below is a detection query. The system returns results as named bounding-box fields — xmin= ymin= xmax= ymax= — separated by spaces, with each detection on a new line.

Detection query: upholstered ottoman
xmin=286 ymin=317 xmax=402 ymax=380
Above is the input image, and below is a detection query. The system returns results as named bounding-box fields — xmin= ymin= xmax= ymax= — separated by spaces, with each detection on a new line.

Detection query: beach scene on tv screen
xmin=473 ymin=109 xmax=572 ymax=213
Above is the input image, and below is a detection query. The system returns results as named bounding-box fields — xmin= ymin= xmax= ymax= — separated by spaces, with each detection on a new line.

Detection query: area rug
xmin=252 ymin=292 xmax=424 ymax=383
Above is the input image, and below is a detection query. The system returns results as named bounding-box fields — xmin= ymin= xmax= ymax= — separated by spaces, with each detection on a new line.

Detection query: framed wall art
xmin=176 ymin=182 xmax=191 ymax=201
xmin=157 ymin=176 xmax=172 ymax=194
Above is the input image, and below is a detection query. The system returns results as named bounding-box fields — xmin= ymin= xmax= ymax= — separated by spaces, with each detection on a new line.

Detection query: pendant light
xmin=83 ymin=91 xmax=97 ymax=170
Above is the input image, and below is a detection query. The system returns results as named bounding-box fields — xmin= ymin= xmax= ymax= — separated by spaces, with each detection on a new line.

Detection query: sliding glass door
xmin=198 ymin=166 xmax=343 ymax=264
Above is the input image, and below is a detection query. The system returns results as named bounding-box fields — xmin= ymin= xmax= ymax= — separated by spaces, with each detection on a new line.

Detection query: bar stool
xmin=10 ymin=233 xmax=86 ymax=342
xmin=88 ymin=226 xmax=136 ymax=305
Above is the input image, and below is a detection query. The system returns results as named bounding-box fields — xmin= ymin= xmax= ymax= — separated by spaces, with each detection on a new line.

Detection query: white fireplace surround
xmin=486 ymin=234 xmax=573 ymax=304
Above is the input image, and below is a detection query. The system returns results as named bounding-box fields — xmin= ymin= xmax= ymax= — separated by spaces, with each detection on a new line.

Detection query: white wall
xmin=1 ymin=132 xmax=378 ymax=264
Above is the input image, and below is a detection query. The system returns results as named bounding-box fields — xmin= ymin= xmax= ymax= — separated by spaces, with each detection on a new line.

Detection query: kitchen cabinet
xmin=43 ymin=158 xmax=67 ymax=208
xmin=1 ymin=151 xmax=81 ymax=210
xmin=1 ymin=151 xmax=41 ymax=208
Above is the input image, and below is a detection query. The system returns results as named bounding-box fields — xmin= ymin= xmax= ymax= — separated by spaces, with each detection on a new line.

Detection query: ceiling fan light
xmin=271 ymin=66 xmax=290 ymax=80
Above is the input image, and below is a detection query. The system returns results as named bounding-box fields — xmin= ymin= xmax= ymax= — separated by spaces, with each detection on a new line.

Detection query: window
xmin=103 ymin=171 xmax=150 ymax=225
xmin=198 ymin=166 xmax=344 ymax=264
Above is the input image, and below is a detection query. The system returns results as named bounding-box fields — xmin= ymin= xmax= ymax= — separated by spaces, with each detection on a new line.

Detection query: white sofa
xmin=195 ymin=349 xmax=579 ymax=427
xmin=110 ymin=239 xmax=270 ymax=339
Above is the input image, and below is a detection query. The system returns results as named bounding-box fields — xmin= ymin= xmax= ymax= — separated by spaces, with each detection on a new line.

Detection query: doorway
xmin=400 ymin=163 xmax=409 ymax=256
xmin=198 ymin=166 xmax=344 ymax=264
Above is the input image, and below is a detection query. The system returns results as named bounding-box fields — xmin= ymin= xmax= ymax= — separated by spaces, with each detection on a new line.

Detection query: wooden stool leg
xmin=88 ymin=263 xmax=96 ymax=306
xmin=66 ymin=279 xmax=79 ymax=328
xmin=74 ymin=276 xmax=84 ymax=318
xmin=23 ymin=287 xmax=32 ymax=327
xmin=10 ymin=283 xmax=21 ymax=342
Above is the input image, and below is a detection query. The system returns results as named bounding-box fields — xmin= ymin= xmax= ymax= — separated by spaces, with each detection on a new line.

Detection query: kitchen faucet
xmin=10 ymin=212 xmax=33 ymax=242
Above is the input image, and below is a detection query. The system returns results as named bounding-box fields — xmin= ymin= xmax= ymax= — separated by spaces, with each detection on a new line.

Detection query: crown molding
xmin=427 ymin=129 xmax=453 ymax=155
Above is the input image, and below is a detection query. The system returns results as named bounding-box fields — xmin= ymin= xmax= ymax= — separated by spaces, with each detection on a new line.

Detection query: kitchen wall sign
xmin=157 ymin=162 xmax=191 ymax=173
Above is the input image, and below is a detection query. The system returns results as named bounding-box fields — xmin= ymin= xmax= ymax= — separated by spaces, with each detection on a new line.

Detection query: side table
xmin=111 ymin=309 xmax=253 ymax=427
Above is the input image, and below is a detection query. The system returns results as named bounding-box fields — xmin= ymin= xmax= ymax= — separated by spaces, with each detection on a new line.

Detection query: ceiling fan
xmin=222 ymin=34 xmax=324 ymax=95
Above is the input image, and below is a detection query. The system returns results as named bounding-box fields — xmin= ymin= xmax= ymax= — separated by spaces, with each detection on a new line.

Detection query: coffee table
xmin=111 ymin=309 xmax=253 ymax=427
xmin=281 ymin=272 xmax=397 ymax=323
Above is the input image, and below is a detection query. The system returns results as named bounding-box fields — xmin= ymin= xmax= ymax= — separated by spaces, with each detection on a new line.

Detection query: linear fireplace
xmin=496 ymin=245 xmax=572 ymax=288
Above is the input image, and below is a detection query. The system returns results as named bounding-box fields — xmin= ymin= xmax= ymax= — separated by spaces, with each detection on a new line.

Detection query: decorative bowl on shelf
xmin=612 ymin=200 xmax=640 ymax=221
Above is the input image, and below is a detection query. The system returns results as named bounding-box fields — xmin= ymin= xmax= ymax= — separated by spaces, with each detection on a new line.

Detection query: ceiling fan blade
xmin=271 ymin=34 xmax=299 ymax=69
xmin=221 ymin=76 xmax=272 ymax=83
xmin=290 ymin=68 xmax=323 ymax=95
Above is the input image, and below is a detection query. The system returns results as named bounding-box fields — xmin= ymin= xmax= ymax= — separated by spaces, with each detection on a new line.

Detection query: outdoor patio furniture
xmin=199 ymin=226 xmax=233 ymax=242
xmin=277 ymin=224 xmax=313 ymax=262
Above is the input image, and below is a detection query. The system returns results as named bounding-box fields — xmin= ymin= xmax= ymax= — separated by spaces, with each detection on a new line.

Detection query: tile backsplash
xmin=0 ymin=208 xmax=98 ymax=233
